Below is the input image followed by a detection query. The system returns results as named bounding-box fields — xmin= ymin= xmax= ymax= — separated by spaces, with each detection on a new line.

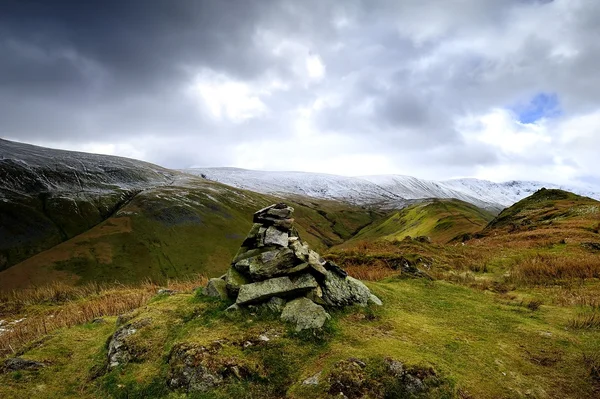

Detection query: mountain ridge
xmin=184 ymin=167 xmax=600 ymax=210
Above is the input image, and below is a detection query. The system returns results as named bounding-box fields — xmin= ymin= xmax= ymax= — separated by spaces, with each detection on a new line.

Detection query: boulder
xmin=281 ymin=297 xmax=331 ymax=331
xmin=203 ymin=278 xmax=228 ymax=300
xmin=321 ymin=271 xmax=371 ymax=307
xmin=236 ymin=274 xmax=318 ymax=305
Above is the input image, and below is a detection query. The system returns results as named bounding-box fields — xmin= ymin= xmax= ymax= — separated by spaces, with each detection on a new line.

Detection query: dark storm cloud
xmin=1 ymin=0 xmax=599 ymax=183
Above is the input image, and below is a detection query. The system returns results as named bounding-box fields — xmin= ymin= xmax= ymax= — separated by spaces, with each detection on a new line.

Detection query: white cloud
xmin=189 ymin=70 xmax=269 ymax=122
xmin=306 ymin=54 xmax=325 ymax=79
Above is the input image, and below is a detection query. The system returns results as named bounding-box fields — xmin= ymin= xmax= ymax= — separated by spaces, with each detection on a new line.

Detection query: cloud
xmin=1 ymin=0 xmax=599 ymax=188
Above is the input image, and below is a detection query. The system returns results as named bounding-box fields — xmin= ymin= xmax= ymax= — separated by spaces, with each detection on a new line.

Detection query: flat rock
xmin=236 ymin=274 xmax=318 ymax=305
xmin=321 ymin=271 xmax=371 ymax=307
xmin=203 ymin=278 xmax=229 ymax=300
xmin=281 ymin=297 xmax=330 ymax=331
xmin=246 ymin=248 xmax=298 ymax=280
xmin=264 ymin=226 xmax=289 ymax=247
xmin=308 ymin=250 xmax=328 ymax=277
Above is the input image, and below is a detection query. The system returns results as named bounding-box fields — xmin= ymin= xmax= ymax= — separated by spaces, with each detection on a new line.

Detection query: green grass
xmin=0 ymin=178 xmax=381 ymax=290
xmin=343 ymin=199 xmax=494 ymax=245
xmin=1 ymin=278 xmax=598 ymax=398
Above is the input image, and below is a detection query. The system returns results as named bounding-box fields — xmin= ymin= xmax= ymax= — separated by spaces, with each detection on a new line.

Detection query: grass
xmin=342 ymin=199 xmax=495 ymax=245
xmin=0 ymin=177 xmax=382 ymax=292
xmin=0 ymin=276 xmax=208 ymax=357
xmin=1 ymin=278 xmax=599 ymax=398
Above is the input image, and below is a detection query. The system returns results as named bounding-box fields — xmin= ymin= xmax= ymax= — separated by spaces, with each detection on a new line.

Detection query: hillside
xmin=0 ymin=139 xmax=177 ymax=270
xmin=343 ymin=199 xmax=495 ymax=245
xmin=0 ymin=174 xmax=380 ymax=291
xmin=484 ymin=188 xmax=600 ymax=236
xmin=185 ymin=167 xmax=600 ymax=210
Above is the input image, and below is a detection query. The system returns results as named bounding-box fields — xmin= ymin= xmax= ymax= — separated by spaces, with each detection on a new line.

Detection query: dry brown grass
xmin=345 ymin=264 xmax=398 ymax=281
xmin=569 ymin=312 xmax=600 ymax=329
xmin=0 ymin=275 xmax=207 ymax=357
xmin=508 ymin=253 xmax=600 ymax=285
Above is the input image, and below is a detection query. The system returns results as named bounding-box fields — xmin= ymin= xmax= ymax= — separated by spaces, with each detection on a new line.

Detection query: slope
xmin=0 ymin=175 xmax=380 ymax=291
xmin=0 ymin=139 xmax=177 ymax=270
xmin=342 ymin=198 xmax=495 ymax=245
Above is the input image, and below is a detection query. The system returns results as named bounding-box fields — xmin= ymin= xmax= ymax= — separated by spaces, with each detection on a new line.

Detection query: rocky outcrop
xmin=107 ymin=318 xmax=151 ymax=369
xmin=202 ymin=203 xmax=381 ymax=331
xmin=325 ymin=357 xmax=440 ymax=398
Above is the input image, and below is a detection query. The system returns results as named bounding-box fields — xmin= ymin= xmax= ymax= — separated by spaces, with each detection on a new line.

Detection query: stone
xmin=167 ymin=343 xmax=223 ymax=393
xmin=308 ymin=250 xmax=328 ymax=277
xmin=1 ymin=358 xmax=45 ymax=372
xmin=321 ymin=271 xmax=371 ymax=307
xmin=290 ymin=240 xmax=310 ymax=260
xmin=302 ymin=371 xmax=322 ymax=386
xmin=107 ymin=318 xmax=151 ymax=369
xmin=253 ymin=203 xmax=294 ymax=223
xmin=203 ymin=278 xmax=229 ymax=300
xmin=239 ymin=223 xmax=263 ymax=247
xmin=273 ymin=218 xmax=294 ymax=230
xmin=264 ymin=226 xmax=289 ymax=247
xmin=266 ymin=206 xmax=293 ymax=219
xmin=305 ymin=286 xmax=326 ymax=305
xmin=232 ymin=246 xmax=276 ymax=264
xmin=256 ymin=227 xmax=267 ymax=246
xmin=263 ymin=296 xmax=286 ymax=313
xmin=369 ymin=294 xmax=383 ymax=306
xmin=157 ymin=288 xmax=177 ymax=295
xmin=324 ymin=260 xmax=348 ymax=278
xmin=225 ymin=267 xmax=249 ymax=297
xmin=236 ymin=274 xmax=318 ymax=305
xmin=385 ymin=358 xmax=404 ymax=377
xmin=246 ymin=248 xmax=298 ymax=280
xmin=281 ymin=297 xmax=331 ymax=331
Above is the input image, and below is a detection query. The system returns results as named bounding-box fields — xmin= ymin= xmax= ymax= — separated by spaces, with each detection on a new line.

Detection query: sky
xmin=1 ymin=0 xmax=599 ymax=187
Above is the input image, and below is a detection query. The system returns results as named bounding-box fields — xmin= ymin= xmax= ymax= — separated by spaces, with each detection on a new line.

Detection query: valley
xmin=0 ymin=140 xmax=599 ymax=398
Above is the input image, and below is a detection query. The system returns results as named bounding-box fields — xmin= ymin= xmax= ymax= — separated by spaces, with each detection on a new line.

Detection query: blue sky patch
xmin=510 ymin=92 xmax=561 ymax=124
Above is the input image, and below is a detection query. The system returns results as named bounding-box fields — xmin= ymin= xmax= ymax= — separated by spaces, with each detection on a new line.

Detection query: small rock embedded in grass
xmin=157 ymin=288 xmax=177 ymax=295
xmin=1 ymin=358 xmax=45 ymax=373
xmin=302 ymin=371 xmax=322 ymax=386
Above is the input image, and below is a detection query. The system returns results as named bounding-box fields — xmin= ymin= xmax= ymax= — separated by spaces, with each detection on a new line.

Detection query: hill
xmin=0 ymin=175 xmax=380 ymax=291
xmin=342 ymin=199 xmax=495 ymax=245
xmin=0 ymin=139 xmax=177 ymax=271
xmin=0 ymin=140 xmax=381 ymax=291
xmin=484 ymin=188 xmax=600 ymax=236
xmin=185 ymin=167 xmax=600 ymax=210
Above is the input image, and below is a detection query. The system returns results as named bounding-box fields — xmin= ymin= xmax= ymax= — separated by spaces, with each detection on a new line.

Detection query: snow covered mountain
xmin=184 ymin=167 xmax=600 ymax=210
xmin=0 ymin=138 xmax=176 ymax=197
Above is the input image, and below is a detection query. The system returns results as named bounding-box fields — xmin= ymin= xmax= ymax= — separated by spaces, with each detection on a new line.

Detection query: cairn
xmin=203 ymin=203 xmax=382 ymax=331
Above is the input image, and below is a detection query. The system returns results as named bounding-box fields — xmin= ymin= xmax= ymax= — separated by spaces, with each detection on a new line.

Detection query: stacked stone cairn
xmin=203 ymin=203 xmax=382 ymax=331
